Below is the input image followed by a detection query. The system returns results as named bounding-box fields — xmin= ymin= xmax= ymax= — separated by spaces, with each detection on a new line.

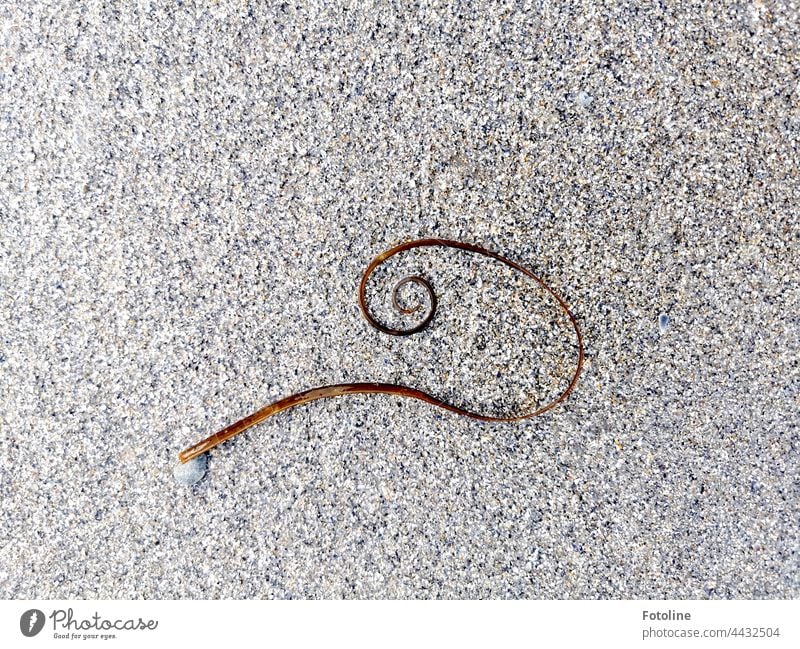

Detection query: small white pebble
xmin=173 ymin=454 xmax=207 ymax=485
xmin=577 ymin=90 xmax=594 ymax=107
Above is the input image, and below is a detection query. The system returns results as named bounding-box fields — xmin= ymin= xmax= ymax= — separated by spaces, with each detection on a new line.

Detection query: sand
xmin=1 ymin=1 xmax=798 ymax=598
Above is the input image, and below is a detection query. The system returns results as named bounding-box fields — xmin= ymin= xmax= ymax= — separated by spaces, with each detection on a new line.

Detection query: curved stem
xmin=179 ymin=239 xmax=584 ymax=463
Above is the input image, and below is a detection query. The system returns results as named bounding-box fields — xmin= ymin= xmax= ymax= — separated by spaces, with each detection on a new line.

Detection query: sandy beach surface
xmin=1 ymin=1 xmax=798 ymax=598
